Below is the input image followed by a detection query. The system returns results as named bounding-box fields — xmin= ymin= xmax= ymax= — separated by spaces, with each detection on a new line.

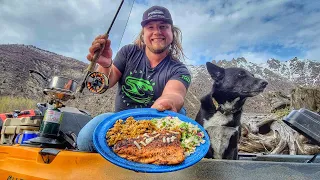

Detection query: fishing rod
xmin=77 ymin=0 xmax=125 ymax=94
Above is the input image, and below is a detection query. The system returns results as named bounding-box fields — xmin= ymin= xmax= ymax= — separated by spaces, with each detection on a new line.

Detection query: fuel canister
xmin=40 ymin=108 xmax=63 ymax=137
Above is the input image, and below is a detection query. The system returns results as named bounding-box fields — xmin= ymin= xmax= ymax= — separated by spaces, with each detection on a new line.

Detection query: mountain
xmin=0 ymin=44 xmax=87 ymax=97
xmin=199 ymin=57 xmax=319 ymax=90
xmin=1 ymin=44 xmax=319 ymax=118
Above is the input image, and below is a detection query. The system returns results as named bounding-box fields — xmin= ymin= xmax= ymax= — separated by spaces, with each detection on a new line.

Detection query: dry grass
xmin=0 ymin=96 xmax=37 ymax=113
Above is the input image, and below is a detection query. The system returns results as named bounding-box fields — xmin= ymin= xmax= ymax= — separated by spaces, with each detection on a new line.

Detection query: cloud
xmin=1 ymin=0 xmax=319 ymax=64
xmin=121 ymin=0 xmax=320 ymax=63
xmin=305 ymin=47 xmax=320 ymax=61
xmin=0 ymin=0 xmax=133 ymax=61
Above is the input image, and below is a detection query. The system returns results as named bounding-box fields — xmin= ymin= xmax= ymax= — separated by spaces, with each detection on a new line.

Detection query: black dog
xmin=196 ymin=62 xmax=268 ymax=159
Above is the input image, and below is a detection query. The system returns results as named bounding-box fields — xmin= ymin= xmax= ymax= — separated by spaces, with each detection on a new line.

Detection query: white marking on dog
xmin=203 ymin=97 xmax=240 ymax=128
xmin=220 ymin=97 xmax=240 ymax=114
xmin=203 ymin=112 xmax=233 ymax=128
xmin=203 ymin=97 xmax=241 ymax=159
xmin=206 ymin=126 xmax=239 ymax=159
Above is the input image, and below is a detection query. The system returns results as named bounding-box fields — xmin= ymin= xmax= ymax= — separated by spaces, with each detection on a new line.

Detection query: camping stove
xmin=26 ymin=74 xmax=78 ymax=148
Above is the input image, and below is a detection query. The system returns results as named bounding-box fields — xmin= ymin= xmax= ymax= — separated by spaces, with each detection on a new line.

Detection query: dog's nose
xmin=259 ymin=80 xmax=268 ymax=88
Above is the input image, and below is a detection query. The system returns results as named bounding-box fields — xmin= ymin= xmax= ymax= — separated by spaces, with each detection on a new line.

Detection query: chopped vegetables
xmin=151 ymin=116 xmax=205 ymax=156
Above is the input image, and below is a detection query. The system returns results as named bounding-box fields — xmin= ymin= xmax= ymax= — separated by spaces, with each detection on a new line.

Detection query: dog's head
xmin=206 ymin=62 xmax=268 ymax=97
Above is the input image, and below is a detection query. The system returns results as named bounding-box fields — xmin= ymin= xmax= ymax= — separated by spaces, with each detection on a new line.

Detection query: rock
xmin=291 ymin=87 xmax=320 ymax=112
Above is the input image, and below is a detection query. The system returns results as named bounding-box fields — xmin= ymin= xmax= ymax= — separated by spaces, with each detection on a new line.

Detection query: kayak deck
xmin=1 ymin=145 xmax=320 ymax=180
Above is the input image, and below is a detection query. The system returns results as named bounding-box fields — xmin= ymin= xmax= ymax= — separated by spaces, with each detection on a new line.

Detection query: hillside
xmin=1 ymin=44 xmax=319 ymax=118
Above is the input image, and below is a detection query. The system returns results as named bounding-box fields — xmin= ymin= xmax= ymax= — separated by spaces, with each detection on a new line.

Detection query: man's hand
xmin=151 ymin=80 xmax=187 ymax=113
xmin=87 ymin=34 xmax=113 ymax=68
xmin=151 ymin=97 xmax=178 ymax=112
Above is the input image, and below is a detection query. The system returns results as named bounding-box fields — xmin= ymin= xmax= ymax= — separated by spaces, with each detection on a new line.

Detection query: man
xmin=77 ymin=5 xmax=191 ymax=151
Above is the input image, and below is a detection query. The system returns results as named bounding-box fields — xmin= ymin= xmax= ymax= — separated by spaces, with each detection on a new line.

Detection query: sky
xmin=1 ymin=0 xmax=320 ymax=65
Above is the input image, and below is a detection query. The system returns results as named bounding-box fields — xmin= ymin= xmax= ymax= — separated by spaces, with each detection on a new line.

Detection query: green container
xmin=40 ymin=108 xmax=63 ymax=137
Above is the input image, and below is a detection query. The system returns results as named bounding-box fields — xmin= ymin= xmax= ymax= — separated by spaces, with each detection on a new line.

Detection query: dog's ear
xmin=206 ymin=62 xmax=225 ymax=81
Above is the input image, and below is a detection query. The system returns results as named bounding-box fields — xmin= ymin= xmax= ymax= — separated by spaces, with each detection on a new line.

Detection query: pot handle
xmin=29 ymin=69 xmax=49 ymax=82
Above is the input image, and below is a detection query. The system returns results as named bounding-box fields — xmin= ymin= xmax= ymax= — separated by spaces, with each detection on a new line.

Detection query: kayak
xmin=1 ymin=144 xmax=320 ymax=180
xmin=1 ymin=107 xmax=319 ymax=179
xmin=0 ymin=145 xmax=125 ymax=180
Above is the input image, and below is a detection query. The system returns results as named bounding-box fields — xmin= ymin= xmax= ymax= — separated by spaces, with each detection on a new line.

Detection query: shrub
xmin=273 ymin=106 xmax=291 ymax=119
xmin=0 ymin=96 xmax=37 ymax=113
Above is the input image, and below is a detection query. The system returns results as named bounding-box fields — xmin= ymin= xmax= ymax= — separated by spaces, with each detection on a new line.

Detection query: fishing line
xmin=116 ymin=0 xmax=136 ymax=52
xmin=77 ymin=0 xmax=136 ymax=94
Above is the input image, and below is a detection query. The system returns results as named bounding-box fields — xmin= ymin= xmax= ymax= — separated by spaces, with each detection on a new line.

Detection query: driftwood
xmin=239 ymin=114 xmax=320 ymax=155
xmin=239 ymin=86 xmax=320 ymax=155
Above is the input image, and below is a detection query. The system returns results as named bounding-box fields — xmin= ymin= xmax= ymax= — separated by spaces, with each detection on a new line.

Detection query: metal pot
xmin=46 ymin=76 xmax=78 ymax=93
xmin=29 ymin=70 xmax=77 ymax=101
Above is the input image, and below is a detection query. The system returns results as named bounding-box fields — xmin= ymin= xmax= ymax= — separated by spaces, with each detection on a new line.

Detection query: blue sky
xmin=1 ymin=0 xmax=319 ymax=65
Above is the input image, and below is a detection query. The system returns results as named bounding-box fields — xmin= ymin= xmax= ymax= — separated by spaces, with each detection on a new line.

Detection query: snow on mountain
xmin=188 ymin=57 xmax=320 ymax=88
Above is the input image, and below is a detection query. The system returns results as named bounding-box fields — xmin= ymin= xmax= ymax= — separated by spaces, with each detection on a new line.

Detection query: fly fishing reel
xmin=86 ymin=71 xmax=109 ymax=94
xmin=77 ymin=0 xmax=125 ymax=95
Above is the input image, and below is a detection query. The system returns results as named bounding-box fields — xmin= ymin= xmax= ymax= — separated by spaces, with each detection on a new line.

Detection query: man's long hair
xmin=134 ymin=25 xmax=186 ymax=61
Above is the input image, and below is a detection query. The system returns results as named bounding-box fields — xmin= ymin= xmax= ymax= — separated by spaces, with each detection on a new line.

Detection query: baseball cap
xmin=141 ymin=6 xmax=173 ymax=27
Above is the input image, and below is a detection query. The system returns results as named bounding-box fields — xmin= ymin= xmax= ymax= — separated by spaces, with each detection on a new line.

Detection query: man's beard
xmin=147 ymin=44 xmax=170 ymax=54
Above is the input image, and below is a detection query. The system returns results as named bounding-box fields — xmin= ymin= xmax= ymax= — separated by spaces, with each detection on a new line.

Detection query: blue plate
xmin=93 ymin=108 xmax=210 ymax=173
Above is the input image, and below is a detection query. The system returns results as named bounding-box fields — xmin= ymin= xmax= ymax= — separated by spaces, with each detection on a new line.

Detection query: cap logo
xmin=147 ymin=9 xmax=165 ymax=19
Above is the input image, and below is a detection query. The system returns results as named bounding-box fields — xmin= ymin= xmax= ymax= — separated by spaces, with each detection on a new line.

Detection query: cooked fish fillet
xmin=113 ymin=131 xmax=185 ymax=165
